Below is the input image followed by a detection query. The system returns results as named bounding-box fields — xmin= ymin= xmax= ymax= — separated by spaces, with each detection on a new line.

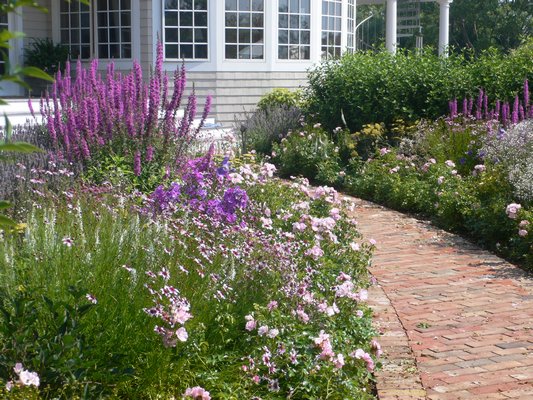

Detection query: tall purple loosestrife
xmin=449 ymin=79 xmax=532 ymax=127
xmin=40 ymin=42 xmax=211 ymax=176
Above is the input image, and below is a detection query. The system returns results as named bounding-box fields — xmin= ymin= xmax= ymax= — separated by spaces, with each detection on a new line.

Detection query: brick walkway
xmin=349 ymin=197 xmax=533 ymax=400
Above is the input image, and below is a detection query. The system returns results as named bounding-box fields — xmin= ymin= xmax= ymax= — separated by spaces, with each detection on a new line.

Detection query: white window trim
xmin=51 ymin=0 xmax=140 ymax=69
xmin=161 ymin=0 xmax=210 ymax=62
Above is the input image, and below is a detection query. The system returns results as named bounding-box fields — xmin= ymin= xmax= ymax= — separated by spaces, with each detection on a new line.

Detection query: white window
xmin=278 ymin=0 xmax=311 ymax=60
xmin=347 ymin=0 xmax=355 ymax=53
xmin=225 ymin=0 xmax=264 ymax=60
xmin=60 ymin=1 xmax=91 ymax=59
xmin=163 ymin=0 xmax=208 ymax=60
xmin=321 ymin=0 xmax=342 ymax=59
xmin=59 ymin=0 xmax=132 ymax=60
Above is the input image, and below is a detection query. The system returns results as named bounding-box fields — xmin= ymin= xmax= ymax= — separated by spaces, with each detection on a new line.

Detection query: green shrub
xmin=306 ymin=41 xmax=533 ymax=132
xmin=257 ymin=88 xmax=302 ymax=112
xmin=272 ymin=124 xmax=341 ymax=181
xmin=24 ymin=38 xmax=69 ymax=75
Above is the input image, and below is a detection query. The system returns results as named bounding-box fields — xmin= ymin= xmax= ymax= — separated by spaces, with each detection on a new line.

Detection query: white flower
xmin=267 ymin=328 xmax=279 ymax=338
xmin=176 ymin=327 xmax=188 ymax=342
xmin=18 ymin=370 xmax=40 ymax=387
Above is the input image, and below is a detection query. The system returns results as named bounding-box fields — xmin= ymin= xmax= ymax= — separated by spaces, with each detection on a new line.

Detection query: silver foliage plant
xmin=482 ymin=119 xmax=533 ymax=202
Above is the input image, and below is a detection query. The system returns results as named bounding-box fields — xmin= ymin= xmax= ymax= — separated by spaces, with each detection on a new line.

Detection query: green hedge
xmin=306 ymin=40 xmax=533 ymax=132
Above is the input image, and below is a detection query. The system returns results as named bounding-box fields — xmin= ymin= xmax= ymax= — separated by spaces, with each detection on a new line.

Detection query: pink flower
xmin=292 ymin=221 xmax=306 ymax=232
xmin=267 ymin=301 xmax=278 ymax=311
xmin=356 ymin=310 xmax=364 ymax=318
xmin=437 ymin=176 xmax=445 ymax=185
xmin=380 ymin=148 xmax=390 ymax=156
xmin=445 ymin=160 xmax=456 ymax=168
xmin=176 ymin=327 xmax=188 ymax=342
xmin=506 ymin=203 xmax=522 ymax=219
xmin=305 ymin=245 xmax=324 ymax=260
xmin=518 ymin=229 xmax=528 ymax=237
xmin=183 ymin=386 xmax=211 ymax=400
xmin=371 ymin=339 xmax=383 ymax=357
xmin=519 ymin=220 xmax=529 ymax=228
xmin=334 ymin=353 xmax=345 ymax=369
xmin=252 ymin=375 xmax=260 ymax=384
xmin=267 ymin=328 xmax=279 ymax=338
xmin=62 ymin=236 xmax=74 ymax=247
xmin=296 ymin=308 xmax=309 ymax=323
xmin=369 ymin=238 xmax=377 ymax=246
xmin=389 ymin=166 xmax=400 ymax=174
xmin=245 ymin=315 xmax=257 ymax=331
xmin=85 ymin=293 xmax=97 ymax=304
xmin=258 ymin=325 xmax=269 ymax=336
xmin=350 ymin=242 xmax=360 ymax=251
xmin=352 ymin=349 xmax=375 ymax=372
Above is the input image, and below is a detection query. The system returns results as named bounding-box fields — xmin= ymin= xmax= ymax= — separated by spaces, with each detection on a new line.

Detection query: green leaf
xmin=0 ymin=215 xmax=16 ymax=228
xmin=0 ymin=142 xmax=42 ymax=153
xmin=17 ymin=66 xmax=54 ymax=82
xmin=0 ymin=200 xmax=11 ymax=210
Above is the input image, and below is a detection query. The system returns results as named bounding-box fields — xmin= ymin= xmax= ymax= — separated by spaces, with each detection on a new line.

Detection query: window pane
xmin=181 ymin=44 xmax=193 ymax=58
xmin=239 ymin=0 xmax=250 ymax=12
xmin=226 ymin=28 xmax=237 ymax=43
xmin=109 ymin=12 xmax=120 ymax=26
xmin=109 ymin=28 xmax=119 ymax=42
xmin=166 ymin=44 xmax=179 ymax=58
xmin=97 ymin=0 xmax=107 ymax=10
xmin=121 ymin=28 xmax=131 ymax=42
xmin=290 ymin=0 xmax=298 ymax=13
xmin=121 ymin=0 xmax=131 ymax=9
xmin=81 ymin=12 xmax=90 ymax=27
xmin=239 ymin=29 xmax=250 ymax=43
xmin=226 ymin=0 xmax=237 ymax=11
xmin=97 ymin=12 xmax=108 ymax=26
xmin=278 ymin=45 xmax=288 ymax=59
xmin=279 ymin=0 xmax=288 ymax=13
xmin=289 ymin=30 xmax=298 ymax=44
xmin=301 ymin=15 xmax=310 ymax=29
xmin=121 ymin=12 xmax=131 ymax=26
xmin=122 ymin=44 xmax=132 ymax=58
xmin=279 ymin=14 xmax=288 ymax=29
xmin=99 ymin=44 xmax=109 ymax=58
xmin=238 ymin=13 xmax=250 ymax=27
xmin=180 ymin=11 xmax=193 ymax=26
xmin=194 ymin=11 xmax=207 ymax=26
xmin=251 ymin=29 xmax=262 ymax=43
xmin=290 ymin=15 xmax=298 ymax=29
xmin=301 ymin=30 xmax=310 ymax=44
xmin=81 ymin=45 xmax=91 ymax=59
xmin=98 ymin=28 xmax=108 ymax=43
xmin=301 ymin=46 xmax=310 ymax=59
xmin=301 ymin=0 xmax=310 ymax=13
xmin=180 ymin=28 xmax=193 ymax=42
xmin=251 ymin=45 xmax=263 ymax=59
xmin=194 ymin=0 xmax=207 ymax=10
xmin=225 ymin=45 xmax=237 ymax=58
xmin=166 ymin=0 xmax=178 ymax=8
xmin=278 ymin=30 xmax=288 ymax=44
xmin=251 ymin=0 xmax=263 ymax=12
xmin=195 ymin=44 xmax=208 ymax=58
xmin=226 ymin=13 xmax=237 ymax=27
xmin=166 ymin=28 xmax=179 ymax=42
xmin=179 ymin=0 xmax=193 ymax=9
xmin=194 ymin=28 xmax=208 ymax=43
xmin=252 ymin=13 xmax=263 ymax=28
xmin=238 ymin=44 xmax=250 ymax=59
xmin=110 ymin=44 xmax=120 ymax=58
xmin=165 ymin=11 xmax=178 ymax=26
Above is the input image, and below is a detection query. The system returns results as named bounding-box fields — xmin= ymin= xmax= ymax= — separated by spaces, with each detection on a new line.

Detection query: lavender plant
xmin=482 ymin=119 xmax=533 ymax=203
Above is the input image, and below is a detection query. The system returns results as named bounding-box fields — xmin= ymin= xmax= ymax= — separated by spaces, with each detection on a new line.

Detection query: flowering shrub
xmin=481 ymin=119 xmax=533 ymax=202
xmin=271 ymin=123 xmax=341 ymax=183
xmin=40 ymin=42 xmax=211 ymax=190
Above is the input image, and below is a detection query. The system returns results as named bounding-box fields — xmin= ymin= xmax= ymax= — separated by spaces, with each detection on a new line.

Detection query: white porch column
xmin=385 ymin=0 xmax=397 ymax=54
xmin=438 ymin=0 xmax=453 ymax=57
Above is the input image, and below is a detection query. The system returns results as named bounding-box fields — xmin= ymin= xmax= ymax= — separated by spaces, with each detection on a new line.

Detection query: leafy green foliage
xmin=306 ymin=42 xmax=533 ymax=132
xmin=24 ymin=38 xmax=69 ymax=75
xmin=256 ymin=88 xmax=303 ymax=112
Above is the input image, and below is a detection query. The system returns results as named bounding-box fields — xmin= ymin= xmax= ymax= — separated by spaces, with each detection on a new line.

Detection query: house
xmin=1 ymin=0 xmax=452 ymax=126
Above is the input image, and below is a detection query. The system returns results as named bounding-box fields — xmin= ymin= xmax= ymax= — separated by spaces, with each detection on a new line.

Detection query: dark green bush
xmin=257 ymin=88 xmax=303 ymax=112
xmin=306 ymin=40 xmax=533 ymax=132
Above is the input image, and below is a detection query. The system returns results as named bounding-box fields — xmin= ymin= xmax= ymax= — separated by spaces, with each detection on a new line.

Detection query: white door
xmin=0 ymin=9 xmax=23 ymax=97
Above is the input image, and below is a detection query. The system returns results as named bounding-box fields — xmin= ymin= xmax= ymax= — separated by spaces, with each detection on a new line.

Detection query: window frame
xmin=162 ymin=0 xmax=210 ymax=61
xmin=53 ymin=0 xmax=140 ymax=63
xmin=224 ymin=0 xmax=266 ymax=61
xmin=321 ymin=0 xmax=343 ymax=59
xmin=276 ymin=0 xmax=312 ymax=61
